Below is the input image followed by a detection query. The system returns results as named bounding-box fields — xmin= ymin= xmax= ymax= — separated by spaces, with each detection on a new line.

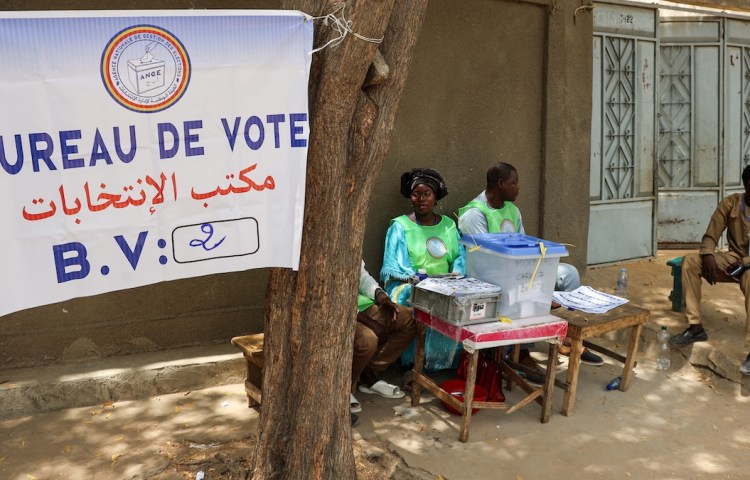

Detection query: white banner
xmin=0 ymin=11 xmax=312 ymax=317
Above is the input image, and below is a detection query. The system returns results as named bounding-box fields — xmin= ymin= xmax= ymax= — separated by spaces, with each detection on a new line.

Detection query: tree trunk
xmin=252 ymin=1 xmax=428 ymax=478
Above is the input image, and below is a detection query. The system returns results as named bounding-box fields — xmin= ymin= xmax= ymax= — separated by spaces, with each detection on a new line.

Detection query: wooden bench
xmin=230 ymin=333 xmax=265 ymax=408
xmin=553 ymin=303 xmax=649 ymax=416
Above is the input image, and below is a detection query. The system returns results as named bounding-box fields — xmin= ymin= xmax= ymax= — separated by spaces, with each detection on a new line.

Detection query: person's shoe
xmin=740 ymin=353 xmax=750 ymax=376
xmin=350 ymin=393 xmax=362 ymax=414
xmin=580 ymin=349 xmax=604 ymax=366
xmin=670 ymin=328 xmax=708 ymax=346
xmin=350 ymin=413 xmax=360 ymax=427
xmin=558 ymin=345 xmax=603 ymax=366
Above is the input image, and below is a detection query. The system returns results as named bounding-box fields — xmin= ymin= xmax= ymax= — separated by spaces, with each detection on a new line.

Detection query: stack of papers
xmin=415 ymin=277 xmax=502 ymax=296
xmin=552 ymin=286 xmax=628 ymax=313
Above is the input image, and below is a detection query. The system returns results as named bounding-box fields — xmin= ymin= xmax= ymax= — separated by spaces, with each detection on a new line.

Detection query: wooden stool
xmin=554 ymin=304 xmax=649 ymax=416
xmin=666 ymin=257 xmax=684 ymax=312
xmin=230 ymin=333 xmax=265 ymax=408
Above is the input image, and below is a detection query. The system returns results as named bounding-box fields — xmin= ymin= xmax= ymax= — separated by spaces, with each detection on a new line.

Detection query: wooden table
xmin=410 ymin=309 xmax=567 ymax=442
xmin=230 ymin=334 xmax=264 ymax=408
xmin=553 ymin=303 xmax=649 ymax=416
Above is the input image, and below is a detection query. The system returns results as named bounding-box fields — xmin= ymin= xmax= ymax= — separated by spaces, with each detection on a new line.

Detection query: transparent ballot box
xmin=462 ymin=233 xmax=568 ymax=319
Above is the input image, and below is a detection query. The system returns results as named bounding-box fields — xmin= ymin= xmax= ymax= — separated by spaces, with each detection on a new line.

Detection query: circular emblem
xmin=426 ymin=237 xmax=448 ymax=259
xmin=499 ymin=219 xmax=516 ymax=233
xmin=101 ymin=25 xmax=191 ymax=113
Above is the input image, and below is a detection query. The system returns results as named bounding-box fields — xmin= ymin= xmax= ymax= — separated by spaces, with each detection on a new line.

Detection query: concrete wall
xmin=0 ymin=0 xmax=593 ymax=369
xmin=363 ymin=0 xmax=548 ymax=272
xmin=362 ymin=0 xmax=594 ymax=276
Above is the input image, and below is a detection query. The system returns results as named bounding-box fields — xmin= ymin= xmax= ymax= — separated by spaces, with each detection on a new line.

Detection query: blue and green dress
xmin=380 ymin=214 xmax=466 ymax=370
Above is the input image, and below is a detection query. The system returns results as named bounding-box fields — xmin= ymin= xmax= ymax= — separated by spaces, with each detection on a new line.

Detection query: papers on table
xmin=552 ymin=286 xmax=628 ymax=313
xmin=415 ymin=277 xmax=502 ymax=296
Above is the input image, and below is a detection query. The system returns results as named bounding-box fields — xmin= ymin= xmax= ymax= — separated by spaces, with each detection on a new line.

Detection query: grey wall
xmin=363 ymin=0 xmax=547 ymax=274
xmin=362 ymin=0 xmax=594 ymax=277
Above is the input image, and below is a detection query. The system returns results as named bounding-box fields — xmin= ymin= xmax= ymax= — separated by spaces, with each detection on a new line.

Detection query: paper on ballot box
xmin=411 ymin=277 xmax=502 ymax=326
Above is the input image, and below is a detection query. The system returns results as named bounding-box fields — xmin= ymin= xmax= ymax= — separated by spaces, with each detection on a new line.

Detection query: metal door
xmin=589 ymin=4 xmax=658 ymax=265
xmin=725 ymin=20 xmax=750 ymax=196
xmin=657 ymin=15 xmax=750 ymax=245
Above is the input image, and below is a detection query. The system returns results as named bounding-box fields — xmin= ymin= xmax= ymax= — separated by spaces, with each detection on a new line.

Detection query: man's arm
xmin=699 ymin=199 xmax=732 ymax=256
xmin=458 ymin=207 xmax=489 ymax=235
xmin=360 ymin=261 xmax=399 ymax=324
xmin=359 ymin=260 xmax=381 ymax=299
xmin=698 ymin=198 xmax=733 ymax=284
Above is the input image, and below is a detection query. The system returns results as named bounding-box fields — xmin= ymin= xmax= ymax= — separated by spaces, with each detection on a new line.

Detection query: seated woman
xmin=380 ymin=168 xmax=466 ymax=370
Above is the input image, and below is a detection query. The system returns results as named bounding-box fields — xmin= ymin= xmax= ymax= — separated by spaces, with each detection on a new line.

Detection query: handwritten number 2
xmin=189 ymin=223 xmax=226 ymax=251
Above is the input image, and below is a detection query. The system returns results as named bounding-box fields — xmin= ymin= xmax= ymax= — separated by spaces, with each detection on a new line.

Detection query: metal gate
xmin=589 ymin=3 xmax=658 ymax=265
xmin=590 ymin=5 xmax=750 ymax=263
xmin=657 ymin=15 xmax=750 ymax=245
xmin=657 ymin=12 xmax=739 ymax=245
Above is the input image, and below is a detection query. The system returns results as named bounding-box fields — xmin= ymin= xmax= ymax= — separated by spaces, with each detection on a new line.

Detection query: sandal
xmin=350 ymin=393 xmax=362 ymax=413
xmin=358 ymin=380 xmax=405 ymax=399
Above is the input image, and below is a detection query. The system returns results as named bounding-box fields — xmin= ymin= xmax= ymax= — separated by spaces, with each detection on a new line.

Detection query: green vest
xmin=357 ymin=294 xmax=374 ymax=312
xmin=393 ymin=215 xmax=460 ymax=275
xmin=459 ymin=200 xmax=521 ymax=233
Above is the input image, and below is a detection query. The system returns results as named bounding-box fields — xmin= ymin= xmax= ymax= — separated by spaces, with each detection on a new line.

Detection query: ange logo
xmin=101 ymin=25 xmax=191 ymax=113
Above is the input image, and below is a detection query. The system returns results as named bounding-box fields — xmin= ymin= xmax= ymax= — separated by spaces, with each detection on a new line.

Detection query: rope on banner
xmin=306 ymin=4 xmax=384 ymax=55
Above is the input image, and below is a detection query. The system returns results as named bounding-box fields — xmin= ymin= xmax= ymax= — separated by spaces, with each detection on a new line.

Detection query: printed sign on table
xmin=0 ymin=11 xmax=313 ymax=317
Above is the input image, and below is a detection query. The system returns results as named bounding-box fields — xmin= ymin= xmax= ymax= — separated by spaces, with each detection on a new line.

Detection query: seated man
xmin=458 ymin=162 xmax=603 ymax=373
xmin=670 ymin=165 xmax=750 ymax=376
xmin=351 ymin=261 xmax=416 ymax=413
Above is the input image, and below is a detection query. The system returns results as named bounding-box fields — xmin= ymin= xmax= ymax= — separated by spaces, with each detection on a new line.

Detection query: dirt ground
xmin=2 ymin=249 xmax=750 ymax=479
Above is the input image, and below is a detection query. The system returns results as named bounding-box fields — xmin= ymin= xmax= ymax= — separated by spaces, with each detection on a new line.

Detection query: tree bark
xmin=252 ymin=1 xmax=428 ymax=479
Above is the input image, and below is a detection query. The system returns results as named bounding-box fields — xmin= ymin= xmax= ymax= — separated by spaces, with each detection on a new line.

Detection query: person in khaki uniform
xmin=671 ymin=164 xmax=750 ymax=375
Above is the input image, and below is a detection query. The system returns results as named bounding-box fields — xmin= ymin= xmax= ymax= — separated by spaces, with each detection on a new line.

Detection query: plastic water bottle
xmin=606 ymin=376 xmax=622 ymax=391
xmin=615 ymin=267 xmax=628 ymax=297
xmin=656 ymin=326 xmax=671 ymax=371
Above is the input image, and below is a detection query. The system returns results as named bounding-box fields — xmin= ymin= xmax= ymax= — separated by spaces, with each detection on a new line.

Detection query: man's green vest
xmin=357 ymin=294 xmax=375 ymax=312
xmin=459 ymin=200 xmax=521 ymax=233
xmin=392 ymin=215 xmax=460 ymax=275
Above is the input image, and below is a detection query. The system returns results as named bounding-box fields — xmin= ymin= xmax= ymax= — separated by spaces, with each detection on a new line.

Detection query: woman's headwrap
xmin=400 ymin=168 xmax=449 ymax=201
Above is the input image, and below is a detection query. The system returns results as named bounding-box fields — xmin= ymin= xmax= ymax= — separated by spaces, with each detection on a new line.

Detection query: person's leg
xmin=674 ymin=252 xmax=736 ymax=345
xmin=738 ymin=267 xmax=750 ymax=346
xmin=556 ymin=263 xmax=581 ymax=292
xmin=740 ymin=269 xmax=750 ymax=375
xmin=352 ymin=322 xmax=378 ymax=391
xmin=364 ymin=305 xmax=416 ymax=374
xmin=671 ymin=252 xmax=708 ymax=346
